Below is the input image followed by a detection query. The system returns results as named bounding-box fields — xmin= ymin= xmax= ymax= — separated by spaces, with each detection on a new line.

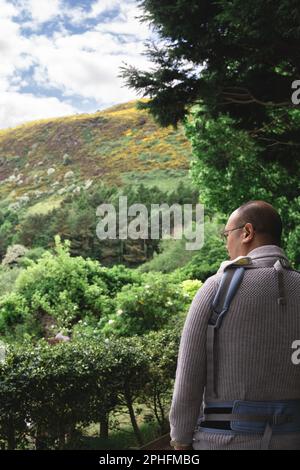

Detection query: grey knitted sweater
xmin=169 ymin=245 xmax=300 ymax=450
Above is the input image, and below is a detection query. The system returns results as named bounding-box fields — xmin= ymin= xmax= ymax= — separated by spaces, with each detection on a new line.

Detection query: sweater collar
xmin=246 ymin=244 xmax=288 ymax=261
xmin=217 ymin=244 xmax=289 ymax=274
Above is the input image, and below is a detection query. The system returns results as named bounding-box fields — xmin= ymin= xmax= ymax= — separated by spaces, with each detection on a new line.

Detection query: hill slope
xmin=0 ymin=100 xmax=192 ymax=215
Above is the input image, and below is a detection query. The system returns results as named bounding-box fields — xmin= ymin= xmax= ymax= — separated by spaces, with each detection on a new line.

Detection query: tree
xmin=17 ymin=212 xmax=56 ymax=249
xmin=122 ymin=0 xmax=300 ymax=165
xmin=122 ymin=1 xmax=300 ymax=144
xmin=186 ymin=111 xmax=300 ymax=266
xmin=122 ymin=0 xmax=300 ymax=266
xmin=0 ymin=210 xmax=19 ymax=261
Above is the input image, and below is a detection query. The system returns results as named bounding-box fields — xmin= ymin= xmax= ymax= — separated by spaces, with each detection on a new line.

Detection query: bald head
xmin=224 ymin=201 xmax=283 ymax=260
xmin=235 ymin=200 xmax=282 ymax=246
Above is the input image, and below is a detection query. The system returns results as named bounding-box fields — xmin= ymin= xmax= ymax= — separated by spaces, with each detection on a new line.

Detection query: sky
xmin=0 ymin=0 xmax=153 ymax=130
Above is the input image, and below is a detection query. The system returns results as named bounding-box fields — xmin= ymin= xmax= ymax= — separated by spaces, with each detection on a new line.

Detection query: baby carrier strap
xmin=203 ymin=255 xmax=299 ymax=449
xmin=206 ymin=266 xmax=245 ymax=399
xmin=206 ymin=256 xmax=294 ymax=400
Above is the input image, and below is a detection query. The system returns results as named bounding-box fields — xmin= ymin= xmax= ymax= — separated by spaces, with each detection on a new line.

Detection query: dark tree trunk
xmin=35 ymin=424 xmax=48 ymax=450
xmin=58 ymin=422 xmax=66 ymax=450
xmin=124 ymin=388 xmax=143 ymax=447
xmin=66 ymin=423 xmax=77 ymax=447
xmin=7 ymin=415 xmax=15 ymax=450
xmin=99 ymin=412 xmax=109 ymax=439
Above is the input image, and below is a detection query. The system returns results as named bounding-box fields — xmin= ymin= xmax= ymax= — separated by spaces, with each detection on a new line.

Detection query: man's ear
xmin=243 ymin=223 xmax=254 ymax=241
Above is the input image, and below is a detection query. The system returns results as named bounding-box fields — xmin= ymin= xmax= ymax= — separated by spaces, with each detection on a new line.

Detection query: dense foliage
xmin=0 ymin=331 xmax=180 ymax=449
xmin=0 ymin=224 xmax=207 ymax=449
xmin=122 ymin=0 xmax=300 ymax=267
xmin=0 ymin=181 xmax=199 ymax=267
xmin=123 ymin=0 xmax=300 ymax=136
xmin=3 ymin=1 xmax=298 ymax=450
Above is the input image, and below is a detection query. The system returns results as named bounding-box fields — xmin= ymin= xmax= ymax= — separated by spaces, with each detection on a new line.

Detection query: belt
xmin=198 ymin=400 xmax=300 ymax=449
xmin=199 ymin=406 xmax=232 ymax=430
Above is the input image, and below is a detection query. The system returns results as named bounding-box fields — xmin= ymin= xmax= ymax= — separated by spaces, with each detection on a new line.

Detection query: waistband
xmin=199 ymin=400 xmax=300 ymax=434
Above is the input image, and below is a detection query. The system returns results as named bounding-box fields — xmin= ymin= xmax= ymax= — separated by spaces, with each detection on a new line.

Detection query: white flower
xmin=64 ymin=170 xmax=74 ymax=179
xmin=117 ymin=309 xmax=123 ymax=316
xmin=85 ymin=179 xmax=93 ymax=189
xmin=144 ymin=284 xmax=150 ymax=289
xmin=108 ymin=319 xmax=115 ymax=325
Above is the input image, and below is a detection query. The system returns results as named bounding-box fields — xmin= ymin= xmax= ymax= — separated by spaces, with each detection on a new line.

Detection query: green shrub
xmin=180 ymin=220 xmax=227 ymax=281
xmin=181 ymin=279 xmax=203 ymax=301
xmin=138 ymin=238 xmax=196 ymax=274
xmin=101 ymin=272 xmax=186 ymax=336
xmin=14 ymin=237 xmax=109 ymax=333
xmin=0 ymin=336 xmax=151 ymax=449
xmin=0 ymin=293 xmax=30 ymax=338
xmin=0 ymin=266 xmax=21 ymax=297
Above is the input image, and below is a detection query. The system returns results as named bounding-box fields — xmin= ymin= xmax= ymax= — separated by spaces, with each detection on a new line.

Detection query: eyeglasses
xmin=220 ymin=224 xmax=245 ymax=241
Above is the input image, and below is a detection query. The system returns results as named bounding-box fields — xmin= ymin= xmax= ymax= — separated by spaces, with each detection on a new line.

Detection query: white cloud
xmin=30 ymin=22 xmax=151 ymax=105
xmin=66 ymin=0 xmax=127 ymax=25
xmin=64 ymin=1 xmax=152 ymax=41
xmin=0 ymin=0 xmax=18 ymax=19
xmin=89 ymin=0 xmax=120 ymax=16
xmin=0 ymin=15 xmax=34 ymax=94
xmin=28 ymin=0 xmax=62 ymax=23
xmin=15 ymin=0 xmax=63 ymax=26
xmin=0 ymin=0 xmax=152 ymax=129
xmin=0 ymin=91 xmax=77 ymax=129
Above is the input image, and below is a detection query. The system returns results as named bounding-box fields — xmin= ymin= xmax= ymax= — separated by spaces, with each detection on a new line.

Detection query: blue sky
xmin=0 ymin=0 xmax=153 ymax=129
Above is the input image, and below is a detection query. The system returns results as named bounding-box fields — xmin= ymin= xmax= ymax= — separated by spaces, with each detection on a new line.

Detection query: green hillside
xmin=0 ymin=100 xmax=192 ymax=215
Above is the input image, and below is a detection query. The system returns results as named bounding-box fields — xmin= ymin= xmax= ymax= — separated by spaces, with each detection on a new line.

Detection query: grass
xmin=0 ymin=100 xmax=192 ymax=213
xmin=25 ymin=197 xmax=63 ymax=216
xmin=75 ymin=404 xmax=168 ymax=450
xmin=79 ymin=421 xmax=163 ymax=450
xmin=121 ymin=169 xmax=191 ymax=192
